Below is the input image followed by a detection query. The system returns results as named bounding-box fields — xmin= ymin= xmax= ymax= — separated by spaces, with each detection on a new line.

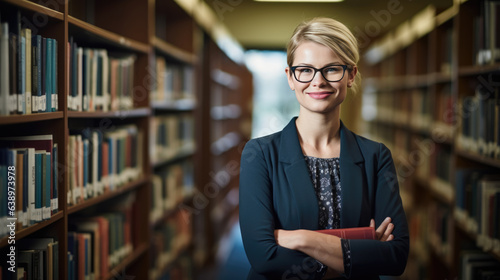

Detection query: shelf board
xmin=426 ymin=72 xmax=453 ymax=85
xmin=455 ymin=148 xmax=500 ymax=168
xmin=152 ymin=235 xmax=192 ymax=280
xmin=2 ymin=0 xmax=64 ymax=20
xmin=430 ymin=122 xmax=455 ymax=145
xmin=152 ymin=143 xmax=196 ymax=168
xmin=459 ymin=63 xmax=500 ymax=76
xmin=105 ymin=242 xmax=148 ymax=280
xmin=429 ymin=177 xmax=454 ymax=206
xmin=150 ymin=190 xmax=195 ymax=228
xmin=67 ymin=177 xmax=148 ymax=214
xmin=152 ymin=37 xmax=197 ymax=64
xmin=0 ymin=112 xmax=64 ymax=125
xmin=455 ymin=214 xmax=500 ymax=262
xmin=67 ymin=108 xmax=151 ymax=119
xmin=0 ymin=211 xmax=63 ymax=248
xmin=150 ymin=99 xmax=196 ymax=112
xmin=68 ymin=16 xmax=150 ymax=53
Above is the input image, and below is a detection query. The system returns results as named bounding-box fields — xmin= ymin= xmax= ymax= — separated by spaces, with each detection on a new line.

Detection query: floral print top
xmin=304 ymin=156 xmax=351 ymax=277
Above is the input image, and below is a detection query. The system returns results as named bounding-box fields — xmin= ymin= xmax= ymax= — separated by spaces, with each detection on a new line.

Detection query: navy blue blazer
xmin=239 ymin=117 xmax=409 ymax=280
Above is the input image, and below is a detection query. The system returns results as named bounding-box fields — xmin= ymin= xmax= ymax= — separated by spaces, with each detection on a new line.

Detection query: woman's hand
xmin=370 ymin=217 xmax=394 ymax=241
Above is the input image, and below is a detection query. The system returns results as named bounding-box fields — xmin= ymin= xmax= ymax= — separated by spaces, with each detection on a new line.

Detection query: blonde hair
xmin=287 ymin=17 xmax=361 ymax=94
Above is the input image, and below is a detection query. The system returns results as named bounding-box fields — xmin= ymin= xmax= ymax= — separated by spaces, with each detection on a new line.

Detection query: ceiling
xmin=204 ymin=0 xmax=453 ymax=51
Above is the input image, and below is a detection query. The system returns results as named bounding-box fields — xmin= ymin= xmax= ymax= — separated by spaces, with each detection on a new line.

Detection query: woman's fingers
xmin=375 ymin=217 xmax=394 ymax=241
xmin=382 ymin=223 xmax=394 ymax=241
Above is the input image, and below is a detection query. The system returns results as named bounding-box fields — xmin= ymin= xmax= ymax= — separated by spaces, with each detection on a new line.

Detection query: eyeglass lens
xmin=293 ymin=66 xmax=345 ymax=82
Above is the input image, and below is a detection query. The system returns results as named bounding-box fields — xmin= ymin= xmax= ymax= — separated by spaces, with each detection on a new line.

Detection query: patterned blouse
xmin=304 ymin=156 xmax=351 ymax=277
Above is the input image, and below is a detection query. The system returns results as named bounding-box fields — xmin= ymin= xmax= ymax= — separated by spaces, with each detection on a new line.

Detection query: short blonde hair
xmin=287 ymin=17 xmax=361 ymax=93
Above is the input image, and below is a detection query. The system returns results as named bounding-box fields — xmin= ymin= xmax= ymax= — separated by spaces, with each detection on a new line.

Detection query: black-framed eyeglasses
xmin=290 ymin=65 xmax=349 ymax=83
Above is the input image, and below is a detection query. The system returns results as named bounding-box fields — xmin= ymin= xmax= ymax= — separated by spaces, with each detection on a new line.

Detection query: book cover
xmin=316 ymin=226 xmax=376 ymax=240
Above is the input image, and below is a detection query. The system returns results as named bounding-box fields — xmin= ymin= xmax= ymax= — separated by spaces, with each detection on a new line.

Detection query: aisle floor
xmin=196 ymin=221 xmax=251 ymax=280
xmin=216 ymin=222 xmax=251 ymax=280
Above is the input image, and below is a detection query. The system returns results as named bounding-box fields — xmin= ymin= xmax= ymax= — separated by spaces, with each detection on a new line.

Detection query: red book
xmin=316 ymin=227 xmax=376 ymax=240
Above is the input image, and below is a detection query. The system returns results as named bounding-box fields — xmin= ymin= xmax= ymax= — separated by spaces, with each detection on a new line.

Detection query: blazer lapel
xmin=280 ymin=118 xmax=319 ymax=230
xmin=339 ymin=122 xmax=366 ymax=228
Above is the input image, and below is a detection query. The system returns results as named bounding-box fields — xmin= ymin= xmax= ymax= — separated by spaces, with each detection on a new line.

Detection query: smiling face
xmin=286 ymin=41 xmax=357 ymax=116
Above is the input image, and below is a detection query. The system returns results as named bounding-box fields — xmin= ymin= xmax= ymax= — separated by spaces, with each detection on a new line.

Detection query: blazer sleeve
xmin=239 ymin=139 xmax=323 ymax=279
xmin=347 ymin=143 xmax=409 ymax=278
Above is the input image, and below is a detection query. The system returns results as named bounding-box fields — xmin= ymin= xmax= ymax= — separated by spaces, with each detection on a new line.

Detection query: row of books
xmin=150 ymin=210 xmax=192 ymax=280
xmin=427 ymin=201 xmax=453 ymax=264
xmin=67 ymin=193 xmax=135 ymax=280
xmin=474 ymin=0 xmax=500 ymax=65
xmin=457 ymin=87 xmax=500 ymax=159
xmin=373 ymin=87 xmax=454 ymax=129
xmin=455 ymin=169 xmax=500 ymax=255
xmin=67 ymin=39 xmax=136 ymax=112
xmin=149 ymin=115 xmax=195 ymax=165
xmin=0 ymin=18 xmax=58 ymax=116
xmin=409 ymin=88 xmax=432 ymax=132
xmin=151 ymin=56 xmax=195 ymax=105
xmin=1 ymin=238 xmax=59 ymax=280
xmin=460 ymin=251 xmax=500 ymax=279
xmin=0 ymin=135 xmax=58 ymax=238
xmin=67 ymin=125 xmax=143 ymax=206
xmin=150 ymin=161 xmax=194 ymax=224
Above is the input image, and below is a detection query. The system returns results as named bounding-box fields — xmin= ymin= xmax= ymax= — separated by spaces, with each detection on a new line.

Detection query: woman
xmin=239 ymin=17 xmax=409 ymax=279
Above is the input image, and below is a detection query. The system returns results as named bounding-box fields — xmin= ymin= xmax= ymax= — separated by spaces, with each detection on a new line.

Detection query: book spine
xmin=27 ymin=148 xmax=34 ymax=227
xmin=19 ymin=34 xmax=25 ymax=114
xmin=45 ymin=37 xmax=52 ymax=113
xmin=52 ymin=144 xmax=58 ymax=214
xmin=52 ymin=38 xmax=57 ymax=111
xmin=44 ymin=152 xmax=51 ymax=220
xmin=0 ymin=23 xmax=9 ymax=115
xmin=9 ymin=34 xmax=18 ymax=114
xmin=41 ymin=37 xmax=46 ymax=112
xmin=35 ymin=152 xmax=42 ymax=223
xmin=23 ymin=28 xmax=31 ymax=115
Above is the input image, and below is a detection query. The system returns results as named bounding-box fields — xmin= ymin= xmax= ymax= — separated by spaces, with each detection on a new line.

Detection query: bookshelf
xmin=0 ymin=0 xmax=252 ymax=279
xmin=362 ymin=1 xmax=500 ymax=279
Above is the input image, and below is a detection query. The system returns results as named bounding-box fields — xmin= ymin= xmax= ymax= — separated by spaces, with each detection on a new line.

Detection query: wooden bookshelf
xmin=362 ymin=1 xmax=500 ymax=279
xmin=0 ymin=0 xmax=252 ymax=279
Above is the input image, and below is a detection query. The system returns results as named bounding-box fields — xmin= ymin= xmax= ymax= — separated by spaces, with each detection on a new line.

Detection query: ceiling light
xmin=254 ymin=0 xmax=343 ymax=2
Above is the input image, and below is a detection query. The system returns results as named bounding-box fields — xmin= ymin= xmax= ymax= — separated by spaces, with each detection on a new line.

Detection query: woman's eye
xmin=325 ymin=67 xmax=341 ymax=73
xmin=299 ymin=68 xmax=313 ymax=73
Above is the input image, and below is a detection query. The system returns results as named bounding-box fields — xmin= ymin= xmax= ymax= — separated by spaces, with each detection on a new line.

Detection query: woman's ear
xmin=285 ymin=67 xmax=295 ymax=91
xmin=348 ymin=65 xmax=358 ymax=87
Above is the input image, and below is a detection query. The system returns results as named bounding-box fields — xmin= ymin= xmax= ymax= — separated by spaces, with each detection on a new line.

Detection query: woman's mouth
xmin=307 ymin=92 xmax=332 ymax=99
